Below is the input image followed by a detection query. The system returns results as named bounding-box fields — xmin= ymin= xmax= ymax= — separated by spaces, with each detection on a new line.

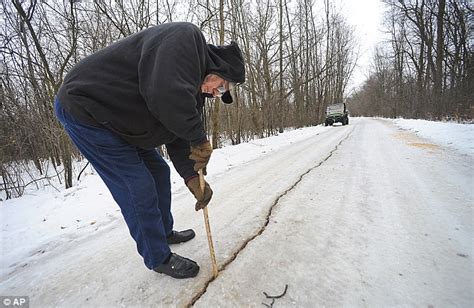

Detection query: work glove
xmin=189 ymin=140 xmax=213 ymax=173
xmin=186 ymin=176 xmax=213 ymax=211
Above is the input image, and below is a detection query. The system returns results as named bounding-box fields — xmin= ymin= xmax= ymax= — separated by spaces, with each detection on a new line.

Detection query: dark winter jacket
xmin=57 ymin=22 xmax=245 ymax=180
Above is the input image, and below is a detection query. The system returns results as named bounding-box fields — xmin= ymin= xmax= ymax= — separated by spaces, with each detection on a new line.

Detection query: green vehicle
xmin=325 ymin=103 xmax=349 ymax=126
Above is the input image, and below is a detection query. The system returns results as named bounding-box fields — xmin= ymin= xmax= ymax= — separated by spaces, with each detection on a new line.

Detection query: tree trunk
xmin=434 ymin=0 xmax=446 ymax=116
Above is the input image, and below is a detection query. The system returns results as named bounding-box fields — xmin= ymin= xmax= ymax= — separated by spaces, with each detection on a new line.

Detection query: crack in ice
xmin=187 ymin=129 xmax=354 ymax=307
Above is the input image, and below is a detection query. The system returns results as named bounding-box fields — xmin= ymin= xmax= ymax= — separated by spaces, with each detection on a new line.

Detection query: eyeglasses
xmin=216 ymin=82 xmax=235 ymax=97
xmin=216 ymin=84 xmax=226 ymax=96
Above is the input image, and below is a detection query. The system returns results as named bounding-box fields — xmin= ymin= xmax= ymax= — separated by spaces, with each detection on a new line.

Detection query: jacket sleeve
xmin=138 ymin=24 xmax=208 ymax=146
xmin=165 ymin=93 xmax=206 ymax=181
xmin=166 ymin=138 xmax=197 ymax=181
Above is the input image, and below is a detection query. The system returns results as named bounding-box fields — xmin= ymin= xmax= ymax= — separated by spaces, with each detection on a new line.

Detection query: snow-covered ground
xmin=0 ymin=117 xmax=472 ymax=307
xmin=1 ymin=125 xmax=331 ymax=277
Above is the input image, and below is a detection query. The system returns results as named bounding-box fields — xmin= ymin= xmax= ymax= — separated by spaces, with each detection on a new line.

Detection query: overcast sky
xmin=339 ymin=0 xmax=387 ymax=94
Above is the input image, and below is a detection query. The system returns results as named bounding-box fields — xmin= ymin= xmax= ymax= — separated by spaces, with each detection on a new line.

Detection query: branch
xmin=57 ymin=0 xmax=78 ymax=88
xmin=263 ymin=284 xmax=288 ymax=299
xmin=11 ymin=0 xmax=56 ymax=86
xmin=95 ymin=1 xmax=129 ymax=37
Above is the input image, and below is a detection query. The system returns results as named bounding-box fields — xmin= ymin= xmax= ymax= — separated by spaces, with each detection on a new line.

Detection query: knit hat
xmin=205 ymin=41 xmax=245 ymax=104
xmin=206 ymin=41 xmax=246 ymax=84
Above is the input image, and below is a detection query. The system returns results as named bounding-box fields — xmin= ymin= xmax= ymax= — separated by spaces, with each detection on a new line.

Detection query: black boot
xmin=154 ymin=253 xmax=199 ymax=279
xmin=167 ymin=229 xmax=195 ymax=244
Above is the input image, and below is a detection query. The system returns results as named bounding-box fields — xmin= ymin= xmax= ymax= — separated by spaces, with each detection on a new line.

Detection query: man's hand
xmin=186 ymin=176 xmax=213 ymax=211
xmin=189 ymin=141 xmax=213 ymax=173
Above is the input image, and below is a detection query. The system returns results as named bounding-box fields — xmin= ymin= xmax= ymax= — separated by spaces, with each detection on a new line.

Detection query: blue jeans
xmin=54 ymin=98 xmax=173 ymax=269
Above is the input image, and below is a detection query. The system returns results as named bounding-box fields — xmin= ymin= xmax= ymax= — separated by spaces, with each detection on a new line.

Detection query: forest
xmin=1 ymin=0 xmax=471 ymax=198
xmin=349 ymin=0 xmax=472 ymax=120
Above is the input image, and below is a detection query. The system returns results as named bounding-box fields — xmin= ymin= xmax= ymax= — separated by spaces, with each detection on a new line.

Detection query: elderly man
xmin=54 ymin=22 xmax=245 ymax=279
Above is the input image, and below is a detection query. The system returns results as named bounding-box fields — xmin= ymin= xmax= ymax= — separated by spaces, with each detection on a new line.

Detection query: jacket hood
xmin=206 ymin=41 xmax=246 ymax=84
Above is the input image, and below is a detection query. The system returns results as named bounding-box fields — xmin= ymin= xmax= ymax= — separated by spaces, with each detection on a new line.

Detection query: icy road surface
xmin=1 ymin=118 xmax=472 ymax=307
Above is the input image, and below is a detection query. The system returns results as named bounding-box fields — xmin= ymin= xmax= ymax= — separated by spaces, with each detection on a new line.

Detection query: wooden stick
xmin=199 ymin=169 xmax=218 ymax=278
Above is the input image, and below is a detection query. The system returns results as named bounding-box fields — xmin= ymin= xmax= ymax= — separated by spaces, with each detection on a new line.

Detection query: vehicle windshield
xmin=327 ymin=103 xmax=344 ymax=113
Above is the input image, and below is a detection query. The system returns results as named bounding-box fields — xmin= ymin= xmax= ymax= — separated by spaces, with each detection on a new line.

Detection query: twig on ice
xmin=261 ymin=284 xmax=289 ymax=307
xmin=262 ymin=298 xmax=275 ymax=307
xmin=263 ymin=284 xmax=288 ymax=299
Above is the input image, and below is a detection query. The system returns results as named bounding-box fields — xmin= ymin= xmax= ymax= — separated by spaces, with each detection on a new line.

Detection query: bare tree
xmin=1 ymin=0 xmax=359 ymax=198
xmin=350 ymin=0 xmax=472 ymax=120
